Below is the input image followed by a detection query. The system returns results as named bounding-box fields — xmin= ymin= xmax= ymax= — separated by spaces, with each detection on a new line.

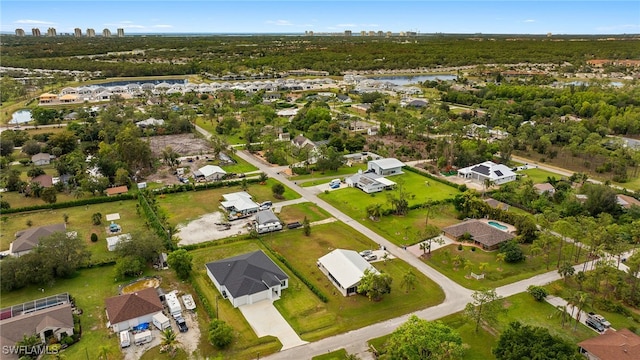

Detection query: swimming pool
xmin=488 ymin=221 xmax=508 ymax=231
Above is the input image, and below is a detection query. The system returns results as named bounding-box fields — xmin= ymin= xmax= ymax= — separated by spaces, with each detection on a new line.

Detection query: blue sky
xmin=2 ymin=1 xmax=639 ymax=35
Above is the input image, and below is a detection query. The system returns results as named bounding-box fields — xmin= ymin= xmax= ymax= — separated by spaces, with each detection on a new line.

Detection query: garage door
xmin=250 ymin=290 xmax=269 ymax=304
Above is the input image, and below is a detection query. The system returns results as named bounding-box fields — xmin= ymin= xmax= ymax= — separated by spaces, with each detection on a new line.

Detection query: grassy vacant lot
xmin=156 ymin=180 xmax=300 ymax=227
xmin=312 ymin=349 xmax=349 ymax=360
xmin=266 ymin=222 xmax=445 ymax=341
xmin=291 ymin=164 xmax=368 ymax=181
xmin=220 ymin=154 xmax=259 ymax=174
xmin=1 ymin=190 xmax=78 ymax=209
xmin=518 ymin=167 xmax=565 ymax=183
xmin=368 ymin=292 xmax=596 ymax=360
xmin=277 ymin=202 xmax=331 ymax=224
xmin=0 ymin=200 xmax=141 ymax=263
xmin=426 ymin=242 xmax=586 ymax=291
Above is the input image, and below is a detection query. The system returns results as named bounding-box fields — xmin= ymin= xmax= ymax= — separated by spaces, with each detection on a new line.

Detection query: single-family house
xmin=278 ymin=132 xmax=291 ymax=142
xmin=616 ymin=194 xmax=640 ymax=209
xmin=194 ymin=165 xmax=226 ymax=182
xmin=59 ymin=94 xmax=78 ymax=103
xmin=221 ymin=191 xmax=259 ymax=219
xmin=351 ymin=103 xmax=371 ymax=113
xmin=31 ymin=153 xmax=51 ymax=166
xmin=9 ymin=223 xmax=67 ymax=257
xmin=106 ymin=233 xmax=132 ymax=252
xmin=39 ymin=93 xmax=58 ymax=104
xmin=346 ymin=171 xmax=396 ymax=194
xmin=457 ymin=161 xmax=517 ymax=185
xmin=104 ymin=287 xmax=163 ymax=332
xmin=442 ymin=219 xmax=515 ymax=251
xmin=255 ymin=210 xmax=282 ymax=234
xmin=0 ymin=294 xmax=74 ymax=360
xmin=404 ymin=99 xmax=428 ymax=108
xmin=63 ymin=112 xmax=79 ymax=121
xmin=205 ymin=250 xmax=289 ymax=308
xmin=367 ymin=158 xmax=405 ymax=176
xmin=31 ymin=174 xmax=54 ymax=188
xmin=291 ymin=135 xmax=316 ymax=149
xmin=578 ymin=328 xmax=640 ymax=360
xmin=317 ymin=249 xmax=379 ymax=296
xmin=105 ymin=186 xmax=128 ymax=197
xmin=135 ymin=117 xmax=165 ymax=128
xmin=484 ymin=198 xmax=510 ymax=211
xmin=367 ymin=127 xmax=379 ymax=136
xmin=533 ymin=183 xmax=556 ymax=195
xmin=337 ymin=94 xmax=352 ymax=103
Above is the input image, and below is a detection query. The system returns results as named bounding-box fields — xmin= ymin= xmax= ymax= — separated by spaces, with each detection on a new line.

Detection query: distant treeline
xmin=2 ymin=35 xmax=639 ymax=77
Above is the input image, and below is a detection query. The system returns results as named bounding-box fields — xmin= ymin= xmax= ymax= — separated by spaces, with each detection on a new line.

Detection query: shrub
xmin=90 ymin=233 xmax=98 ymax=242
xmin=209 ymin=320 xmax=233 ymax=349
xmin=457 ymin=244 xmax=463 ymax=251
xmin=499 ymin=240 xmax=525 ymax=263
xmin=61 ymin=336 xmax=75 ymax=346
xmin=527 ymin=285 xmax=548 ymax=301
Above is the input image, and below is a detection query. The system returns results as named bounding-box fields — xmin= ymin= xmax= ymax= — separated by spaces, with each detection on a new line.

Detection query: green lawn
xmin=518 ymin=167 xmax=567 ymax=183
xmin=291 ymin=164 xmax=368 ymax=181
xmin=194 ymin=117 xmax=245 ymax=145
xmin=613 ymin=176 xmax=640 ymax=192
xmin=220 ymin=154 xmax=259 ymax=174
xmin=277 ymin=202 xmax=332 ymax=224
xmin=0 ymin=200 xmax=142 ymax=264
xmin=266 ymin=222 xmax=445 ymax=341
xmin=312 ymin=349 xmax=349 ymax=360
xmin=425 ymin=241 xmax=586 ymax=290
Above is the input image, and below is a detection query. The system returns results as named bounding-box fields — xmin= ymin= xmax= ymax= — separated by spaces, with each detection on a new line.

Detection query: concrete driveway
xmin=239 ymin=300 xmax=308 ymax=350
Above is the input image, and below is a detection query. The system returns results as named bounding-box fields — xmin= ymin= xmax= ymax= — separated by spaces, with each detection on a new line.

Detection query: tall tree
xmin=357 ymin=269 xmax=392 ymax=301
xmin=400 ymin=270 xmax=418 ymax=294
xmin=386 ymin=315 xmax=464 ymax=360
xmin=35 ymin=231 xmax=91 ymax=278
xmin=464 ymin=289 xmax=504 ymax=333
xmin=167 ymin=249 xmax=193 ymax=280
xmin=493 ymin=322 xmax=581 ymax=360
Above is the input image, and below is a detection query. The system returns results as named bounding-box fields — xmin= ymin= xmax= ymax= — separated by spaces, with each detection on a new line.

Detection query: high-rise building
xmin=32 ymin=28 xmax=41 ymax=37
xmin=86 ymin=28 xmax=96 ymax=37
xmin=103 ymin=28 xmax=111 ymax=37
xmin=117 ymin=28 xmax=124 ymax=37
xmin=74 ymin=28 xmax=82 ymax=37
xmin=360 ymin=30 xmax=366 ymax=36
xmin=378 ymin=31 xmax=384 ymax=37
xmin=386 ymin=31 xmax=392 ymax=37
xmin=47 ymin=27 xmax=57 ymax=37
xmin=368 ymin=31 xmax=376 ymax=36
xmin=344 ymin=30 xmax=352 ymax=37
xmin=15 ymin=28 xmax=25 ymax=36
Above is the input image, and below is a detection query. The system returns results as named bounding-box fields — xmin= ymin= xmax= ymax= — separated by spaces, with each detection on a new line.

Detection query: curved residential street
xmin=194 ymin=125 xmax=594 ymax=359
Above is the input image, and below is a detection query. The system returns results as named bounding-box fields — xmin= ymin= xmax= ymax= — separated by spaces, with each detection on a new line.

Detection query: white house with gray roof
xmin=367 ymin=158 xmax=405 ymax=176
xmin=205 ymin=250 xmax=289 ymax=307
xmin=317 ymin=249 xmax=379 ymax=296
xmin=457 ymin=161 xmax=516 ymax=185
xmin=255 ymin=210 xmax=282 ymax=234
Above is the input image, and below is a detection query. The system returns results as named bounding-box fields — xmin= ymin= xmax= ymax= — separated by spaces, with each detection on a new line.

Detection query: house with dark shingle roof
xmin=443 ymin=219 xmax=515 ymax=250
xmin=578 ymin=328 xmax=640 ymax=360
xmin=10 ymin=223 xmax=66 ymax=257
xmin=31 ymin=174 xmax=54 ymax=188
xmin=104 ymin=287 xmax=163 ymax=332
xmin=205 ymin=250 xmax=288 ymax=308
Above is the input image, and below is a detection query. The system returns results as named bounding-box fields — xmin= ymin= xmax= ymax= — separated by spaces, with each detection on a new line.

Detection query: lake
xmin=9 ymin=109 xmax=32 ymax=124
xmin=369 ymin=74 xmax=457 ymax=85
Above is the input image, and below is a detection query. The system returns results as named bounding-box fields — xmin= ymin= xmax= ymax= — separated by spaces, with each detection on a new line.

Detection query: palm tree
xmin=400 ymin=270 xmax=417 ymax=293
xmin=365 ymin=203 xmax=383 ymax=221
xmin=573 ymin=291 xmax=589 ymax=331
xmin=482 ymin=178 xmax=494 ymax=198
xmin=555 ymin=304 xmax=569 ymax=328
xmin=97 ymin=345 xmax=111 ymax=360
xmin=478 ymin=262 xmax=489 ymax=275
xmin=452 ymin=255 xmax=463 ymax=270
xmin=464 ymin=259 xmax=474 ymax=277
xmin=496 ymin=253 xmax=506 ymax=271
xmin=161 ymin=328 xmax=178 ymax=352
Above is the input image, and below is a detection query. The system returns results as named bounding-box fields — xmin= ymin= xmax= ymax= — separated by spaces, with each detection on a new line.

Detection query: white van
xmin=329 ymin=179 xmax=341 ymax=188
xmin=119 ymin=331 xmax=131 ymax=348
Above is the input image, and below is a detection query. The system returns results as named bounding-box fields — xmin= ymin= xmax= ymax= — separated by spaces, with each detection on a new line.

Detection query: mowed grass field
xmin=0 ymin=200 xmax=142 ymax=263
xmin=277 ymin=202 xmax=332 ymax=224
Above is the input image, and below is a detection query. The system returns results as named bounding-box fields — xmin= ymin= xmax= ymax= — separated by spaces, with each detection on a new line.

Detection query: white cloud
xmin=524 ymin=19 xmax=535 ymax=23
xmin=104 ymin=22 xmax=145 ymax=29
xmin=15 ymin=19 xmax=55 ymax=25
xmin=153 ymin=24 xmax=173 ymax=28
xmin=266 ymin=20 xmax=293 ymax=26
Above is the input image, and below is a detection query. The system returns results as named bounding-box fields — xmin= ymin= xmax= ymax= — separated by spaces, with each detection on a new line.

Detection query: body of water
xmin=369 ymin=74 xmax=457 ymax=85
xmin=9 ymin=109 xmax=32 ymax=124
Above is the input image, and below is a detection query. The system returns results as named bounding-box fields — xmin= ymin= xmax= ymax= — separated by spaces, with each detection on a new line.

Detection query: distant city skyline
xmin=2 ymin=1 xmax=640 ymax=35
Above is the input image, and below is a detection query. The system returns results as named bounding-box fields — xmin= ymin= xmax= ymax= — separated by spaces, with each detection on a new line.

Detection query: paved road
xmin=192 ymin=125 xmax=613 ymax=359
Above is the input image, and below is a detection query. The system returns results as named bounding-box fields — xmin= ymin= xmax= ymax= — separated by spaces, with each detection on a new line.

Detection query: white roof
xmin=221 ymin=191 xmax=258 ymax=211
xmin=106 ymin=233 xmax=131 ymax=250
xmin=198 ymin=165 xmax=226 ymax=178
xmin=376 ymin=177 xmax=396 ymax=187
xmin=106 ymin=213 xmax=120 ymax=221
xmin=152 ymin=312 xmax=169 ymax=322
xmin=458 ymin=161 xmax=516 ymax=180
xmin=318 ymin=249 xmax=378 ymax=289
xmin=369 ymin=158 xmax=405 ymax=169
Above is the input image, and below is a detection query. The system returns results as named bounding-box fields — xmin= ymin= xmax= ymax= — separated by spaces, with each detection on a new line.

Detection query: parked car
xmin=588 ymin=312 xmax=611 ymax=328
xmin=175 ymin=317 xmax=188 ymax=333
xmin=286 ymin=221 xmax=302 ymax=229
xmin=259 ymin=201 xmax=272 ymax=210
xmin=359 ymin=250 xmax=372 ymax=257
xmin=364 ymin=254 xmax=378 ymax=262
xmin=585 ymin=318 xmax=605 ymax=332
xmin=238 ymin=173 xmax=246 ymax=178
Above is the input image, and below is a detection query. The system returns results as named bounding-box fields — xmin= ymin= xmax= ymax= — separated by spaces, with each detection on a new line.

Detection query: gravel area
xmin=175 ymin=212 xmax=251 ymax=245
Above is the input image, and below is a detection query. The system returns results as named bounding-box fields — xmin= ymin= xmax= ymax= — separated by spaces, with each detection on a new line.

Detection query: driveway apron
xmin=239 ymin=300 xmax=308 ymax=350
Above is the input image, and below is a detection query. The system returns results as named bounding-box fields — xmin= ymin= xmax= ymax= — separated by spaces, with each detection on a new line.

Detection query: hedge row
xmin=259 ymin=239 xmax=329 ymax=303
xmin=1 ymin=193 xmax=136 ymax=215
xmin=402 ymin=165 xmax=467 ymax=191
xmin=137 ymin=192 xmax=174 ymax=250
xmin=191 ymin=274 xmax=216 ymax=319
xmin=180 ymin=235 xmax=251 ymax=251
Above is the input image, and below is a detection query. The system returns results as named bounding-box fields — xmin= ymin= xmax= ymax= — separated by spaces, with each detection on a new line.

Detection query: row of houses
xmin=39 ymin=78 xmax=336 ymax=105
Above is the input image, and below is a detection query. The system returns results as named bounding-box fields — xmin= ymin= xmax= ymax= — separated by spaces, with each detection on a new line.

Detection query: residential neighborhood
xmin=1 ymin=25 xmax=640 ymax=360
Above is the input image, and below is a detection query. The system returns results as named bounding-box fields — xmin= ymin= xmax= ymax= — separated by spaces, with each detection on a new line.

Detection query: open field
xmin=425 ymin=242 xmax=587 ymax=291
xmin=518 ymin=167 xmax=566 ymax=183
xmin=0 ymin=199 xmax=142 ymax=263
xmin=277 ymin=202 xmax=332 ymax=224
xmin=291 ymin=164 xmax=368 ymax=181
xmin=266 ymin=222 xmax=445 ymax=341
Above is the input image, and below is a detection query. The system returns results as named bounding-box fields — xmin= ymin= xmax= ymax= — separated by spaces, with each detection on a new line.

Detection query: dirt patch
xmin=148 ymin=134 xmax=211 ymax=157
xmin=176 ymin=311 xmax=200 ymax=356
xmin=175 ymin=212 xmax=252 ymax=245
xmin=122 ymin=278 xmax=161 ymax=294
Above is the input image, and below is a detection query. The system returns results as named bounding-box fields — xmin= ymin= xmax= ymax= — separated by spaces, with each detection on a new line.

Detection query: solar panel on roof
xmin=471 ymin=165 xmax=490 ymax=175
xmin=494 ymin=170 xmax=503 ymax=177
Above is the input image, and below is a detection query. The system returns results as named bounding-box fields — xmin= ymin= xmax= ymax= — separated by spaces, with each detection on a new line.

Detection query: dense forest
xmin=2 ymin=35 xmax=640 ymax=77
